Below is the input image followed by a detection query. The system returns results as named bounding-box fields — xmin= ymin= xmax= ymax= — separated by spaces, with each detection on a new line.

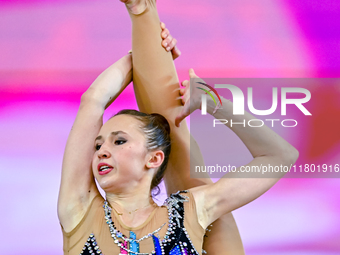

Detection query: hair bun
xmin=151 ymin=113 xmax=171 ymax=135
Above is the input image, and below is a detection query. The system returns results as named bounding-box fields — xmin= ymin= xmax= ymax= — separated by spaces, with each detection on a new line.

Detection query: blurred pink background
xmin=1 ymin=0 xmax=340 ymax=254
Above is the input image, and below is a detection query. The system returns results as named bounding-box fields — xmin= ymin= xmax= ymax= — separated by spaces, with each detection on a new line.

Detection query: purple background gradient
xmin=0 ymin=0 xmax=339 ymax=254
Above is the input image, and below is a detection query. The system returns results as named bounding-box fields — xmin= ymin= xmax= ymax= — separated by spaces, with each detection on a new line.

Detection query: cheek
xmin=121 ymin=147 xmax=146 ymax=166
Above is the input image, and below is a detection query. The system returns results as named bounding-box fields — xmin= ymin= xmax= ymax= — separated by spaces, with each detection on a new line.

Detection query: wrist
xmin=205 ymin=95 xmax=230 ymax=116
xmin=115 ymin=54 xmax=132 ymax=77
xmin=81 ymin=55 xmax=132 ymax=110
xmin=81 ymin=88 xmax=109 ymax=109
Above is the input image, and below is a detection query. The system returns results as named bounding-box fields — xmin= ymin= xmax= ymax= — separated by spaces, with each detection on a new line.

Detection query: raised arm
xmin=176 ymin=69 xmax=299 ymax=229
xmin=58 ymin=54 xmax=133 ymax=232
xmin=58 ymin=23 xmax=180 ymax=233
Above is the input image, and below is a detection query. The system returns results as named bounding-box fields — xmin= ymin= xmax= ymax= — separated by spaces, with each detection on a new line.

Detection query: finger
xmin=179 ymin=87 xmax=186 ymax=95
xmin=164 ymin=35 xmax=173 ymax=50
xmin=172 ymin=45 xmax=181 ymax=58
xmin=181 ymin=80 xmax=189 ymax=87
xmin=175 ymin=115 xmax=182 ymax=128
xmin=162 ymin=35 xmax=172 ymax=48
xmin=168 ymin=38 xmax=177 ymax=49
xmin=160 ymin=22 xmax=166 ymax=30
xmin=172 ymin=50 xmax=180 ymax=60
xmin=182 ymin=93 xmax=189 ymax=104
xmin=177 ymin=95 xmax=185 ymax=105
xmin=189 ymin=68 xmax=199 ymax=78
xmin=162 ymin=28 xmax=169 ymax=39
xmin=170 ymin=43 xmax=180 ymax=61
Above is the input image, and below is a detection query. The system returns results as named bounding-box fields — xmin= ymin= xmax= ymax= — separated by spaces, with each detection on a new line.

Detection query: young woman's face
xmin=92 ymin=115 xmax=150 ymax=193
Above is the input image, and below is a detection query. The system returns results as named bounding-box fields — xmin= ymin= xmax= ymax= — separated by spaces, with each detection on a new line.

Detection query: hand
xmin=175 ymin=68 xmax=206 ymax=127
xmin=160 ymin=22 xmax=181 ymax=60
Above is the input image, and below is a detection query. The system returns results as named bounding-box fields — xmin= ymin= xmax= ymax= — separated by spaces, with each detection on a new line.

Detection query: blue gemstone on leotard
xmin=169 ymin=245 xmax=181 ymax=255
xmin=152 ymin=235 xmax=162 ymax=255
xmin=129 ymin=231 xmax=139 ymax=254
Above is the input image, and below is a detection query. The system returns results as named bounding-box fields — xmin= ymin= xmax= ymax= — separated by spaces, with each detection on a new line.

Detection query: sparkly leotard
xmin=62 ymin=191 xmax=205 ymax=255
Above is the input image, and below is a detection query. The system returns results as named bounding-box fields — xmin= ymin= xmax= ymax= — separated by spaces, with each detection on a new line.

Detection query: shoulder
xmin=166 ymin=190 xmax=190 ymax=201
xmin=164 ymin=190 xmax=200 ymax=219
xmin=164 ymin=190 xmax=191 ymax=208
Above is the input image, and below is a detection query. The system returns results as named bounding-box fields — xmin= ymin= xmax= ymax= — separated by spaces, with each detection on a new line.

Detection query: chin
xmin=97 ymin=176 xmax=125 ymax=193
xmin=97 ymin=177 xmax=114 ymax=191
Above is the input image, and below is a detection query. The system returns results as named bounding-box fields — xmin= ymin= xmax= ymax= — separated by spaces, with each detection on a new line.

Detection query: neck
xmin=104 ymin=170 xmax=158 ymax=227
xmin=105 ymin=188 xmax=157 ymax=228
xmin=106 ymin=187 xmax=154 ymax=216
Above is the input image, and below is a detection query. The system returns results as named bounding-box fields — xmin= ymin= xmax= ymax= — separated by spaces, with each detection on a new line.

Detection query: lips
xmin=97 ymin=163 xmax=114 ymax=175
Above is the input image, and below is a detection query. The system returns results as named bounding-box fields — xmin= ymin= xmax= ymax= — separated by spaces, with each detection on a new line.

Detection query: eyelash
xmin=95 ymin=139 xmax=126 ymax=150
xmin=114 ymin=139 xmax=126 ymax=145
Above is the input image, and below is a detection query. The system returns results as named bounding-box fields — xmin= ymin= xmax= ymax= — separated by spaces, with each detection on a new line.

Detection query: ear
xmin=146 ymin=150 xmax=164 ymax=169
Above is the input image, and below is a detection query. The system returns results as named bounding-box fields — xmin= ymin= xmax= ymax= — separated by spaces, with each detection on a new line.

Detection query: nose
xmin=97 ymin=142 xmax=111 ymax=159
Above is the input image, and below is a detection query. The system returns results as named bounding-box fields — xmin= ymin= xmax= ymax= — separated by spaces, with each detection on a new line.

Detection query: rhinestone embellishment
xmin=80 ymin=191 xmax=201 ymax=255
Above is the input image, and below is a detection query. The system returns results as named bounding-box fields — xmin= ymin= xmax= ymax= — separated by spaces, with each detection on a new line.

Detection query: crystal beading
xmin=88 ymin=190 xmax=201 ymax=255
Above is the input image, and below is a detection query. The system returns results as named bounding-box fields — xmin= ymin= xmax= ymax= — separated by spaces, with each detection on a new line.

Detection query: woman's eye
xmin=114 ymin=140 xmax=126 ymax=145
xmin=95 ymin=144 xmax=102 ymax=150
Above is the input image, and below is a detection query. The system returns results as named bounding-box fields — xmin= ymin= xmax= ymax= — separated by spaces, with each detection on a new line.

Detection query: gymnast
xmin=58 ymin=0 xmax=299 ymax=254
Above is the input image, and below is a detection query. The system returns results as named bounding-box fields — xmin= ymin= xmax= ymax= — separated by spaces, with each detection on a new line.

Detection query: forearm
xmin=84 ymin=54 xmax=132 ymax=109
xmin=195 ymin=96 xmax=300 ymax=223
xmin=206 ymin=96 xmax=298 ymax=160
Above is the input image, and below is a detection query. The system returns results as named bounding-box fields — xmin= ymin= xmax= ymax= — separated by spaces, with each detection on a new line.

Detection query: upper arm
xmin=191 ymin=151 xmax=299 ymax=229
xmin=58 ymin=98 xmax=103 ymax=231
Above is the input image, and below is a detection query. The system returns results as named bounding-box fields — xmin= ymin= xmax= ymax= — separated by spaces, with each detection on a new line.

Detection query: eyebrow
xmin=95 ymin=131 xmax=128 ymax=141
